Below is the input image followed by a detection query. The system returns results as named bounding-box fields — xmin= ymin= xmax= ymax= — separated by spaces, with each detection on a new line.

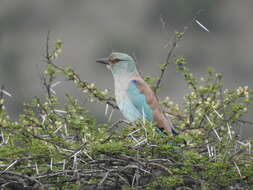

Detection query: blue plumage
xmin=127 ymin=80 xmax=153 ymax=121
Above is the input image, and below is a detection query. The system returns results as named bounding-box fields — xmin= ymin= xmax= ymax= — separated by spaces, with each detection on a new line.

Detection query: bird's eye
xmin=112 ymin=58 xmax=121 ymax=63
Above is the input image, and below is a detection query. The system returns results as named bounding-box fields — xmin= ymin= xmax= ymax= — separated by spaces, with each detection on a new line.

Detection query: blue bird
xmin=97 ymin=52 xmax=176 ymax=135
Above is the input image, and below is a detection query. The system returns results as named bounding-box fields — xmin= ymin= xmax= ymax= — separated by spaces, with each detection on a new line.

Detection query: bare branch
xmin=154 ymin=10 xmax=203 ymax=94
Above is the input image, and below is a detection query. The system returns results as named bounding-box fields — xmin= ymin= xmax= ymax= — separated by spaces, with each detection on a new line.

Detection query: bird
xmin=96 ymin=52 xmax=177 ymax=135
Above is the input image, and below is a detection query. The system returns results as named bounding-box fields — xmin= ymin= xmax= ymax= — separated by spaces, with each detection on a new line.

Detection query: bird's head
xmin=96 ymin=52 xmax=138 ymax=76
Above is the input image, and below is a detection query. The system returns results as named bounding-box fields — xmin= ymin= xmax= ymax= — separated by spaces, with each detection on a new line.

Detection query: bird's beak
xmin=96 ymin=57 xmax=109 ymax=65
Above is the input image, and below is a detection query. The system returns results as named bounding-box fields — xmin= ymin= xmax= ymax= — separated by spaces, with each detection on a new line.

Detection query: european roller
xmin=97 ymin=52 xmax=176 ymax=135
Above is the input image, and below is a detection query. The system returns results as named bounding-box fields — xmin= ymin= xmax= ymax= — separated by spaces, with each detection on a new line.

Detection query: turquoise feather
xmin=127 ymin=80 xmax=153 ymax=121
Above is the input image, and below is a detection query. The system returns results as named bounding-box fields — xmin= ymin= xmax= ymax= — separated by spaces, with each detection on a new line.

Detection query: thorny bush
xmin=0 ymin=32 xmax=253 ymax=190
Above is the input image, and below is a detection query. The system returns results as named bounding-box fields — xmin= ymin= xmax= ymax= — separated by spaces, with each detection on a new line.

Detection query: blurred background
xmin=0 ymin=0 xmax=252 ymax=136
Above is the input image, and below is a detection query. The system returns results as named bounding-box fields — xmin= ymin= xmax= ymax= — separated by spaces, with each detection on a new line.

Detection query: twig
xmin=154 ymin=10 xmax=203 ymax=93
xmin=116 ymin=173 xmax=130 ymax=185
xmin=0 ymin=85 xmax=4 ymax=100
xmin=154 ymin=30 xmax=178 ymax=94
xmin=43 ymin=32 xmax=119 ymax=110
xmin=107 ymin=120 xmax=131 ymax=133
xmin=0 ymin=171 xmax=43 ymax=186
xmin=41 ymin=30 xmax=58 ymax=105
xmin=46 ymin=30 xmax=50 ymax=60
xmin=148 ymin=162 xmax=173 ymax=175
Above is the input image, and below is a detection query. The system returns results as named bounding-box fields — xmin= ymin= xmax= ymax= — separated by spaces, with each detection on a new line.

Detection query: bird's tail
xmin=166 ymin=117 xmax=178 ymax=135
xmin=167 ymin=119 xmax=178 ymax=135
xmin=171 ymin=126 xmax=178 ymax=135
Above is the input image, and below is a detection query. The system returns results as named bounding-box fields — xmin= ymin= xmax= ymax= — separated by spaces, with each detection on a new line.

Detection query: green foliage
xmin=49 ymin=39 xmax=63 ymax=59
xmin=144 ymin=76 xmax=159 ymax=90
xmin=146 ymin=176 xmax=184 ymax=190
xmin=175 ymin=31 xmax=185 ymax=39
xmin=0 ymin=39 xmax=252 ymax=190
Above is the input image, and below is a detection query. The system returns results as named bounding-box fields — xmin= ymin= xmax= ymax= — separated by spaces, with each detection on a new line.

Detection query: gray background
xmin=0 ymin=0 xmax=252 ymax=136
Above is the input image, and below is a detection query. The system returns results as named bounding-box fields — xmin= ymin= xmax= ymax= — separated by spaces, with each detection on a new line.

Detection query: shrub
xmin=0 ymin=31 xmax=252 ymax=190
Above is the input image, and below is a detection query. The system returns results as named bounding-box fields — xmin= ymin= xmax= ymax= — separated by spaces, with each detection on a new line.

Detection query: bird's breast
xmin=114 ymin=77 xmax=130 ymax=107
xmin=113 ymin=75 xmax=141 ymax=122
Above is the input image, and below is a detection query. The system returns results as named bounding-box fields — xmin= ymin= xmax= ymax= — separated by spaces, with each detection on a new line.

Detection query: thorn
xmin=0 ymin=130 xmax=5 ymax=145
xmin=71 ymin=150 xmax=80 ymax=169
xmin=132 ymin=173 xmax=136 ymax=187
xmin=108 ymin=109 xmax=114 ymax=122
xmin=213 ymin=146 xmax=216 ymax=161
xmin=195 ymin=19 xmax=210 ymax=32
xmin=128 ymin=134 xmax=139 ymax=143
xmin=54 ymin=109 xmax=67 ymax=114
xmin=141 ymin=109 xmax=148 ymax=139
xmin=64 ymin=123 xmax=68 ymax=136
xmin=62 ymin=159 xmax=66 ymax=171
xmin=128 ymin=129 xmax=141 ymax=136
xmin=1 ymin=160 xmax=18 ymax=174
xmin=105 ymin=104 xmax=109 ymax=116
xmin=116 ymin=174 xmax=130 ymax=185
xmin=4 ymin=136 xmax=9 ymax=145
xmin=35 ymin=162 xmax=39 ymax=175
xmin=236 ymin=141 xmax=252 ymax=156
xmin=205 ymin=115 xmax=221 ymax=141
xmin=50 ymin=158 xmax=53 ymax=171
xmin=73 ymin=154 xmax=77 ymax=169
xmin=83 ymin=150 xmax=93 ymax=160
xmin=205 ymin=115 xmax=214 ymax=126
xmin=237 ymin=141 xmax=245 ymax=146
xmin=53 ymin=125 xmax=63 ymax=134
xmin=134 ymin=138 xmax=147 ymax=147
xmin=98 ymin=171 xmax=110 ymax=186
xmin=210 ymin=146 xmax=214 ymax=157
xmin=249 ymin=141 xmax=251 ymax=154
xmin=41 ymin=114 xmax=46 ymax=125
xmin=207 ymin=146 xmax=211 ymax=158
xmin=142 ymin=107 xmax=146 ymax=125
xmin=212 ymin=127 xmax=222 ymax=142
xmin=0 ymin=89 xmax=12 ymax=97
xmin=213 ymin=108 xmax=223 ymax=119
xmin=227 ymin=123 xmax=232 ymax=140
xmin=51 ymin=81 xmax=61 ymax=88
xmin=50 ymin=88 xmax=56 ymax=95
xmin=233 ymin=161 xmax=242 ymax=178
xmin=207 ymin=143 xmax=211 ymax=158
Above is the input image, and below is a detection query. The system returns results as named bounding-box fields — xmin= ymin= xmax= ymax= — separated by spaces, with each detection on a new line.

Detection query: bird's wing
xmin=127 ymin=76 xmax=174 ymax=134
xmin=127 ymin=78 xmax=153 ymax=121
